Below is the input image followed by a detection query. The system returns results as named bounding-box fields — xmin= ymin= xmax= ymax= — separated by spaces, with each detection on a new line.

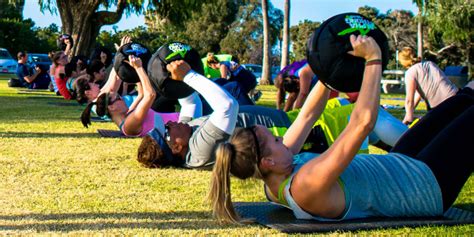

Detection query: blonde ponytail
xmin=208 ymin=127 xmax=267 ymax=224
xmin=209 ymin=142 xmax=240 ymax=223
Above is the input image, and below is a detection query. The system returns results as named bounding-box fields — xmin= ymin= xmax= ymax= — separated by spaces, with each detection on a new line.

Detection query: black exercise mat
xmin=234 ymin=202 xmax=474 ymax=233
xmin=97 ymin=129 xmax=133 ymax=138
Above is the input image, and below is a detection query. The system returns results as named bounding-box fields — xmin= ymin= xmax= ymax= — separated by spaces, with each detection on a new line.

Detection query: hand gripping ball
xmin=113 ymin=42 xmax=152 ymax=83
xmin=56 ymin=34 xmax=74 ymax=51
xmin=147 ymin=42 xmax=204 ymax=99
xmin=306 ymin=13 xmax=389 ymax=92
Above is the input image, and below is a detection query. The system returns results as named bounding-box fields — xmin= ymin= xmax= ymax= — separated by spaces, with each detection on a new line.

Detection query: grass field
xmin=0 ymin=78 xmax=472 ymax=235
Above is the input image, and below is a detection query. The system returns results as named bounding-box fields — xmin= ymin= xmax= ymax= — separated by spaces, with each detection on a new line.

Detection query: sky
xmin=23 ymin=0 xmax=418 ymax=32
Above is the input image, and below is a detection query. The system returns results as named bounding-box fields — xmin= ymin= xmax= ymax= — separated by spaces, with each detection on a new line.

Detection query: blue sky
xmin=23 ymin=0 xmax=418 ymax=32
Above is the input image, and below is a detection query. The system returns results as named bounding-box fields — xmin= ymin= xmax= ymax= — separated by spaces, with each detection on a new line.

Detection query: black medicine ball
xmin=113 ymin=42 xmax=152 ymax=83
xmin=147 ymin=42 xmax=203 ymax=99
xmin=307 ymin=13 xmax=389 ymax=92
xmin=56 ymin=34 xmax=74 ymax=51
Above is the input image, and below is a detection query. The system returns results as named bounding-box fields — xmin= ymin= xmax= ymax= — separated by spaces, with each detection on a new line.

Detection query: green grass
xmin=0 ymin=80 xmax=472 ymax=235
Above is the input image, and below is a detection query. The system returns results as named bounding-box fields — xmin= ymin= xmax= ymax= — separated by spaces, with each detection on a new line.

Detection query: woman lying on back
xmin=80 ymin=55 xmax=180 ymax=136
xmin=209 ymin=35 xmax=473 ymax=223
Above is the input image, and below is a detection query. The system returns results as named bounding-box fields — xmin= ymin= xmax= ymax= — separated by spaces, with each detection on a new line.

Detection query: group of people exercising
xmin=31 ymin=13 xmax=472 ymax=224
xmin=71 ymin=30 xmax=473 ymax=224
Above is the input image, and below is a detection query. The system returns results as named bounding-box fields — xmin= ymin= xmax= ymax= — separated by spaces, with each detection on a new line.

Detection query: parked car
xmin=0 ymin=48 xmax=17 ymax=75
xmin=242 ymin=64 xmax=262 ymax=82
xmin=27 ymin=53 xmax=52 ymax=72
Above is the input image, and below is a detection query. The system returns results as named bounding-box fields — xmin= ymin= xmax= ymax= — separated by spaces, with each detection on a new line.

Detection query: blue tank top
xmin=221 ymin=61 xmax=243 ymax=76
xmin=293 ymin=63 xmax=317 ymax=88
xmin=281 ymin=152 xmax=443 ymax=221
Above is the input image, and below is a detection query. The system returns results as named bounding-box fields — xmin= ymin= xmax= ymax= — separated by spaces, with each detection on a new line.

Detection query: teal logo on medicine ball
xmin=166 ymin=43 xmax=191 ymax=60
xmin=337 ymin=15 xmax=376 ymax=36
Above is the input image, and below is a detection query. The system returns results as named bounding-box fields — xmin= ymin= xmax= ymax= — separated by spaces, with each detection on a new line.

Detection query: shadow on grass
xmin=0 ymin=131 xmax=99 ymax=138
xmin=0 ymin=211 xmax=233 ymax=231
xmin=17 ymin=91 xmax=56 ymax=96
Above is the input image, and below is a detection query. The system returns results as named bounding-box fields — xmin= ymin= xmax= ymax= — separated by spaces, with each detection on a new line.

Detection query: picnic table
xmin=381 ymin=69 xmax=405 ymax=94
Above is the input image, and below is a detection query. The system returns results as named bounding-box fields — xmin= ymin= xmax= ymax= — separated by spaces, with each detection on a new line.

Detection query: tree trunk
xmin=467 ymin=43 xmax=472 ymax=81
xmin=260 ymin=0 xmax=271 ymax=85
xmin=280 ymin=0 xmax=290 ymax=70
xmin=416 ymin=5 xmax=423 ymax=59
xmin=56 ymin=0 xmax=127 ymax=57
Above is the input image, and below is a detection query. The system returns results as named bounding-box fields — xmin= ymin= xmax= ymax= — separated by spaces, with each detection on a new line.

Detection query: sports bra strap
xmin=276 ymin=175 xmax=345 ymax=208
xmin=119 ymin=109 xmax=135 ymax=131
xmin=277 ymin=176 xmax=292 ymax=206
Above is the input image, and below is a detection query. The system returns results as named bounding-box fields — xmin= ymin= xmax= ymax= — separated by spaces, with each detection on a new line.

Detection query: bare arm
xmin=290 ymin=35 xmax=382 ymax=216
xmin=403 ymin=75 xmax=417 ymax=124
xmin=283 ymin=81 xmax=330 ymax=154
xmin=293 ymin=65 xmax=314 ymax=109
xmin=64 ymin=39 xmax=72 ymax=58
xmin=128 ymin=82 xmax=143 ymax=112
xmin=283 ymin=92 xmax=297 ymax=112
xmin=24 ymin=68 xmax=41 ymax=83
xmin=413 ymin=90 xmax=422 ymax=109
xmin=220 ymin=64 xmax=229 ymax=79
xmin=274 ymin=74 xmax=285 ymax=110
xmin=121 ymin=56 xmax=156 ymax=136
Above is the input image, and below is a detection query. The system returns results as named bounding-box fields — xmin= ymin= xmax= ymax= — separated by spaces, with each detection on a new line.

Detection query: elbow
xmin=362 ymin=115 xmax=377 ymax=134
xmin=352 ymin=112 xmax=377 ymax=134
xmin=222 ymin=97 xmax=238 ymax=115
xmin=144 ymin=90 xmax=156 ymax=100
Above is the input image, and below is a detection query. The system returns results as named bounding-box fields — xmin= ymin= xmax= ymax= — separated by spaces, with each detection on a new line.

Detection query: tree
xmin=280 ymin=0 xmax=290 ymax=70
xmin=413 ymin=0 xmax=425 ymax=59
xmin=424 ymin=0 xmax=473 ymax=78
xmin=39 ymin=0 xmax=210 ymax=56
xmin=385 ymin=10 xmax=417 ymax=51
xmin=1 ymin=0 xmax=24 ymax=19
xmin=39 ymin=0 xmax=142 ymax=56
xmin=260 ymin=0 xmax=271 ymax=85
xmin=34 ymin=23 xmax=61 ymax=53
xmin=181 ymin=0 xmax=240 ymax=56
xmin=358 ymin=6 xmax=418 ymax=69
xmin=220 ymin=1 xmax=282 ymax=65
xmin=289 ymin=20 xmax=320 ymax=61
xmin=0 ymin=18 xmax=38 ymax=55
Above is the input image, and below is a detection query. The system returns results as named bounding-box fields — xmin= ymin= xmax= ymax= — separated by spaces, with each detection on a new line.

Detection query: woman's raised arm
xmin=121 ymin=55 xmax=156 ymax=135
xmin=291 ymin=35 xmax=382 ymax=208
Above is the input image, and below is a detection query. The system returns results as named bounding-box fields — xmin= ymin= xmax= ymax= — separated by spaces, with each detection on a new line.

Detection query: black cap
xmin=147 ymin=42 xmax=203 ymax=99
xmin=113 ymin=42 xmax=152 ymax=83
xmin=307 ymin=13 xmax=389 ymax=92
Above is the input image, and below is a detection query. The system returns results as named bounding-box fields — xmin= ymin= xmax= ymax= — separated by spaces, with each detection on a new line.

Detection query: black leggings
xmin=151 ymin=95 xmax=178 ymax=113
xmin=391 ymin=88 xmax=474 ymax=211
xmin=231 ymin=69 xmax=257 ymax=94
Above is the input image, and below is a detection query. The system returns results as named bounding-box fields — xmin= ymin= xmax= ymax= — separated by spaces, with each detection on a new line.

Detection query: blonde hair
xmin=208 ymin=128 xmax=265 ymax=223
xmin=398 ymin=47 xmax=420 ymax=68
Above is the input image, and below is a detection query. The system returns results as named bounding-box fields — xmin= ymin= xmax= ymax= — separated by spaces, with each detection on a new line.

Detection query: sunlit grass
xmin=0 ymin=79 xmax=472 ymax=235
